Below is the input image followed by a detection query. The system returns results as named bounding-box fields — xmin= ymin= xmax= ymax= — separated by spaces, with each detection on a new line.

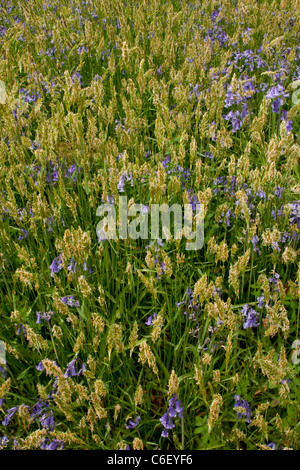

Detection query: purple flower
xmin=40 ymin=412 xmax=55 ymax=431
xmin=257 ymin=295 xmax=265 ymax=309
xmin=241 ymin=304 xmax=259 ymax=329
xmin=67 ymin=258 xmax=76 ymax=273
xmin=30 ymin=399 xmax=49 ymax=419
xmin=49 ymin=254 xmax=63 ymax=276
xmin=61 ymin=296 xmax=80 ymax=307
xmin=266 ymin=84 xmax=289 ymax=100
xmin=18 ymin=228 xmax=29 ymax=240
xmin=64 ymin=358 xmax=77 ymax=377
xmin=271 ymin=98 xmax=283 ymax=113
xmin=160 ymin=394 xmax=184 ymax=437
xmin=46 ymin=439 xmax=64 ymax=450
xmin=36 ymin=311 xmax=55 ymax=324
xmin=19 ymin=87 xmax=41 ymax=104
xmin=289 ymin=201 xmax=300 ymax=228
xmin=266 ymin=442 xmax=277 ymax=450
xmin=174 ymin=398 xmax=184 ymax=418
xmin=16 ymin=324 xmax=27 ymax=337
xmin=234 ymin=395 xmax=252 ymax=423
xmin=2 ymin=407 xmax=18 ymax=426
xmin=64 ymin=357 xmax=86 ymax=378
xmin=126 ymin=415 xmax=140 ymax=429
xmin=168 ymin=406 xmax=176 ymax=418
xmin=145 ymin=239 xmax=164 ymax=250
xmin=71 ymin=72 xmax=83 ymax=85
xmin=145 ymin=313 xmax=157 ymax=325
xmin=117 ymin=170 xmax=134 ymax=192
xmin=0 ymin=435 xmax=9 ymax=449
xmin=36 ymin=361 xmax=45 ymax=371
xmin=251 ymin=235 xmax=261 ymax=254
xmin=274 ymin=187 xmax=284 ymax=199
xmin=159 ymin=412 xmax=175 ymax=430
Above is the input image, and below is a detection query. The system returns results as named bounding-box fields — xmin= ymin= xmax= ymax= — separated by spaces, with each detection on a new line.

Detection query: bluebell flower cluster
xmin=241 ymin=304 xmax=260 ymax=329
xmin=126 ymin=415 xmax=140 ymax=430
xmin=19 ymin=87 xmax=41 ymax=105
xmin=16 ymin=324 xmax=27 ymax=337
xmin=177 ymin=286 xmax=222 ymax=339
xmin=234 ymin=395 xmax=252 ymax=423
xmin=49 ymin=254 xmax=92 ymax=277
xmin=27 ymin=159 xmax=81 ymax=187
xmin=64 ymin=357 xmax=86 ymax=378
xmin=159 ymin=394 xmax=184 ymax=438
xmin=117 ymin=170 xmax=134 ymax=193
xmin=61 ymin=296 xmax=80 ymax=307
xmin=266 ymin=84 xmax=289 ymax=113
xmin=36 ymin=311 xmax=55 ymax=324
xmin=145 ymin=313 xmax=157 ymax=325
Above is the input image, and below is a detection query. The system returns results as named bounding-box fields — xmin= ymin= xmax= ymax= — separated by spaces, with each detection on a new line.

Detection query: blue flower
xmin=241 ymin=304 xmax=259 ymax=329
xmin=160 ymin=394 xmax=184 ymax=437
xmin=266 ymin=442 xmax=277 ymax=450
xmin=2 ymin=406 xmax=18 ymax=426
xmin=36 ymin=311 xmax=55 ymax=324
xmin=251 ymin=235 xmax=261 ymax=254
xmin=266 ymin=84 xmax=288 ymax=100
xmin=0 ymin=435 xmax=9 ymax=449
xmin=126 ymin=415 xmax=140 ymax=429
xmin=159 ymin=412 xmax=175 ymax=430
xmin=234 ymin=395 xmax=252 ymax=423
xmin=40 ymin=412 xmax=55 ymax=431
xmin=61 ymin=296 xmax=80 ymax=307
xmin=49 ymin=254 xmax=63 ymax=276
xmin=145 ymin=313 xmax=157 ymax=325
xmin=36 ymin=361 xmax=45 ymax=371
xmin=64 ymin=357 xmax=86 ymax=378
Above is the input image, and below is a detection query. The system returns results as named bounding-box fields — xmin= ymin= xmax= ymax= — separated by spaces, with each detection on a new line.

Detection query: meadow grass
xmin=0 ymin=0 xmax=299 ymax=450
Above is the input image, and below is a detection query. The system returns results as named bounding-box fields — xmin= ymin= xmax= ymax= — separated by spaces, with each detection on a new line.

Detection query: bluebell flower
xmin=145 ymin=313 xmax=157 ymax=325
xmin=30 ymin=399 xmax=49 ymax=418
xmin=2 ymin=406 xmax=18 ymax=426
xmin=16 ymin=324 xmax=27 ymax=337
xmin=49 ymin=254 xmax=63 ymax=276
xmin=234 ymin=395 xmax=252 ymax=423
xmin=160 ymin=394 xmax=184 ymax=437
xmin=36 ymin=361 xmax=45 ymax=371
xmin=0 ymin=435 xmax=9 ymax=449
xmin=160 ymin=412 xmax=175 ymax=430
xmin=241 ymin=304 xmax=259 ymax=329
xmin=257 ymin=295 xmax=265 ymax=309
xmin=18 ymin=228 xmax=29 ymax=240
xmin=71 ymin=72 xmax=83 ymax=85
xmin=64 ymin=357 xmax=86 ymax=378
xmin=251 ymin=235 xmax=261 ymax=254
xmin=61 ymin=296 xmax=80 ymax=307
xmin=45 ymin=439 xmax=64 ymax=450
xmin=36 ymin=311 xmax=55 ymax=324
xmin=117 ymin=170 xmax=134 ymax=192
xmin=168 ymin=406 xmax=176 ymax=418
xmin=126 ymin=415 xmax=140 ymax=429
xmin=266 ymin=84 xmax=288 ymax=100
xmin=40 ymin=412 xmax=55 ymax=431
